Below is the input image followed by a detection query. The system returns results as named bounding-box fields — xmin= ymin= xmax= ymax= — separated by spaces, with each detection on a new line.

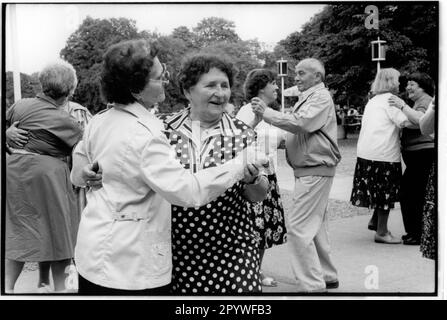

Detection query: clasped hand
xmin=251 ymin=97 xmax=267 ymax=117
xmin=240 ymin=144 xmax=269 ymax=184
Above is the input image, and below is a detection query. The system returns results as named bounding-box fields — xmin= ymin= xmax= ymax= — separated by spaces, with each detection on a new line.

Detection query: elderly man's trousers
xmin=286 ymin=176 xmax=338 ymax=292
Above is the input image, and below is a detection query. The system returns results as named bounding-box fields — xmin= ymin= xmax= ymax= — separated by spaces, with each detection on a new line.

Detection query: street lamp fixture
xmin=371 ymin=37 xmax=386 ymax=73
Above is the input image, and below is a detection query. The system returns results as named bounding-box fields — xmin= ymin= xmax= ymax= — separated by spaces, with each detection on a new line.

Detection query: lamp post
xmin=277 ymin=58 xmax=288 ymax=113
xmin=371 ymin=37 xmax=386 ymax=73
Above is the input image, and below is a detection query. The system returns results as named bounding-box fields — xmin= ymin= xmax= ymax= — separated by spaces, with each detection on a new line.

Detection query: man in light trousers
xmin=252 ymin=58 xmax=341 ymax=292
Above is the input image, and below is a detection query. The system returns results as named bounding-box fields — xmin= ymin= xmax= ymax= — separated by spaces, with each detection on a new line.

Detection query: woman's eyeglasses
xmin=149 ymin=63 xmax=170 ymax=85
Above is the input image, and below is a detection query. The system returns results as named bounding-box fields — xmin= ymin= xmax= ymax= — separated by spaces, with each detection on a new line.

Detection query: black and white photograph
xmin=1 ymin=0 xmax=445 ymax=303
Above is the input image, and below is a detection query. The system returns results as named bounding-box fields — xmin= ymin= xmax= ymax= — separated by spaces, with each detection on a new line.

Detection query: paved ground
xmin=10 ymin=145 xmax=438 ymax=296
xmin=263 ymin=150 xmax=436 ymax=295
xmin=261 ymin=211 xmax=436 ymax=294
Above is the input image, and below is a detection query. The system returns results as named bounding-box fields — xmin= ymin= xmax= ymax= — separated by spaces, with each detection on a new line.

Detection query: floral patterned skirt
xmin=421 ymin=163 xmax=436 ymax=260
xmin=247 ymin=174 xmax=287 ymax=249
xmin=350 ymin=157 xmax=402 ymax=210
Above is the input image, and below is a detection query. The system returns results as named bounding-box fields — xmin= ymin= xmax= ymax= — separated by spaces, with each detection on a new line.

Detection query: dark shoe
xmin=325 ymin=280 xmax=339 ymax=289
xmin=368 ymin=222 xmax=377 ymax=231
xmin=374 ymin=232 xmax=402 ymax=244
xmin=401 ymin=234 xmax=411 ymax=241
xmin=403 ymin=236 xmax=420 ymax=245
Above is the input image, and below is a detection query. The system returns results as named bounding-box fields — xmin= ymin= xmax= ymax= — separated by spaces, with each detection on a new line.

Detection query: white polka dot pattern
xmin=165 ymin=114 xmax=262 ymax=294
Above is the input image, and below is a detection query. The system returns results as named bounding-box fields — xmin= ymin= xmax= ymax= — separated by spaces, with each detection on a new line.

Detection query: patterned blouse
xmin=163 ymin=108 xmax=262 ymax=294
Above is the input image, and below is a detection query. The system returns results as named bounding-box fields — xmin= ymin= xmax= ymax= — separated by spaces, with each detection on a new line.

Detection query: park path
xmin=262 ymin=150 xmax=436 ymax=294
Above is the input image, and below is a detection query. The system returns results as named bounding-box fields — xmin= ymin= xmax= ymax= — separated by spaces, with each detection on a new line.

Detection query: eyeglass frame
xmin=148 ymin=63 xmax=170 ymax=85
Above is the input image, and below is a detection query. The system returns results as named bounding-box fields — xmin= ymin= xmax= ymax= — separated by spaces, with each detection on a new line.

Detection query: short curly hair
xmin=244 ymin=69 xmax=277 ymax=100
xmin=38 ymin=60 xmax=77 ymax=100
xmin=407 ymin=72 xmax=435 ymax=97
xmin=177 ymin=53 xmax=234 ymax=94
xmin=100 ymin=39 xmax=159 ymax=104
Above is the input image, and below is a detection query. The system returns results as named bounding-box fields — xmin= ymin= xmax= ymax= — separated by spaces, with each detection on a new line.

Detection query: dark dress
xmin=420 ymin=163 xmax=436 ymax=259
xmin=350 ymin=157 xmax=402 ymax=210
xmin=163 ymin=109 xmax=262 ymax=294
xmin=6 ymin=94 xmax=82 ymax=262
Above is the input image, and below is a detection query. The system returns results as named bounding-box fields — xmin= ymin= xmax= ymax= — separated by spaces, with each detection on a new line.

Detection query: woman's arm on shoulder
xmin=388 ymin=95 xmax=422 ymax=127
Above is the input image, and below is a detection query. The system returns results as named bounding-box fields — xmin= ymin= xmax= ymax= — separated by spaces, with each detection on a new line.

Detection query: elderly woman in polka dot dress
xmin=165 ymin=53 xmax=270 ymax=294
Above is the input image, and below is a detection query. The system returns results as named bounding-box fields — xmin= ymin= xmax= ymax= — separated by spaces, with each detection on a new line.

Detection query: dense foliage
xmin=279 ymin=3 xmax=438 ymax=109
xmin=5 ymin=72 xmax=40 ymax=108
xmin=59 ymin=16 xmax=269 ymax=113
xmin=5 ymin=4 xmax=437 ymax=113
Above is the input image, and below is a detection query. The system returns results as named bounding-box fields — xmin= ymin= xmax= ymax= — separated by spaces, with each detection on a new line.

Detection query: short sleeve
xmin=385 ymin=103 xmax=411 ymax=128
xmin=236 ymin=104 xmax=255 ymax=126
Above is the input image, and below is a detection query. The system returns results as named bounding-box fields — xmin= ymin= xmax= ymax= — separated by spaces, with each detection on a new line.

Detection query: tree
xmin=171 ymin=26 xmax=198 ymax=50
xmin=60 ymin=16 xmax=142 ymax=113
xmin=199 ymin=40 xmax=264 ymax=106
xmin=58 ymin=16 xmax=284 ymax=113
xmin=5 ymin=72 xmax=40 ymax=109
xmin=193 ymin=17 xmax=240 ymax=47
xmin=278 ymin=3 xmax=438 ymax=108
xmin=155 ymin=35 xmax=191 ymax=113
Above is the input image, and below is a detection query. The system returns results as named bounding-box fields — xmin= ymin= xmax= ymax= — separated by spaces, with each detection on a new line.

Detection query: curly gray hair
xmin=38 ymin=59 xmax=78 ymax=100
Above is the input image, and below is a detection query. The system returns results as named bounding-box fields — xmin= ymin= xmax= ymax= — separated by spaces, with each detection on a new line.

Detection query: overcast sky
xmin=5 ymin=3 xmax=324 ymax=74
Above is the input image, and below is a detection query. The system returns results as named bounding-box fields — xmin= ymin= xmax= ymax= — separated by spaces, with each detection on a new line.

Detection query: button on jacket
xmin=71 ymin=102 xmax=246 ymax=290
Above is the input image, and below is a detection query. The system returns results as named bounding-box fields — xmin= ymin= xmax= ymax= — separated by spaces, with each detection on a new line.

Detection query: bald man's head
xmin=294 ymin=58 xmax=325 ymax=91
